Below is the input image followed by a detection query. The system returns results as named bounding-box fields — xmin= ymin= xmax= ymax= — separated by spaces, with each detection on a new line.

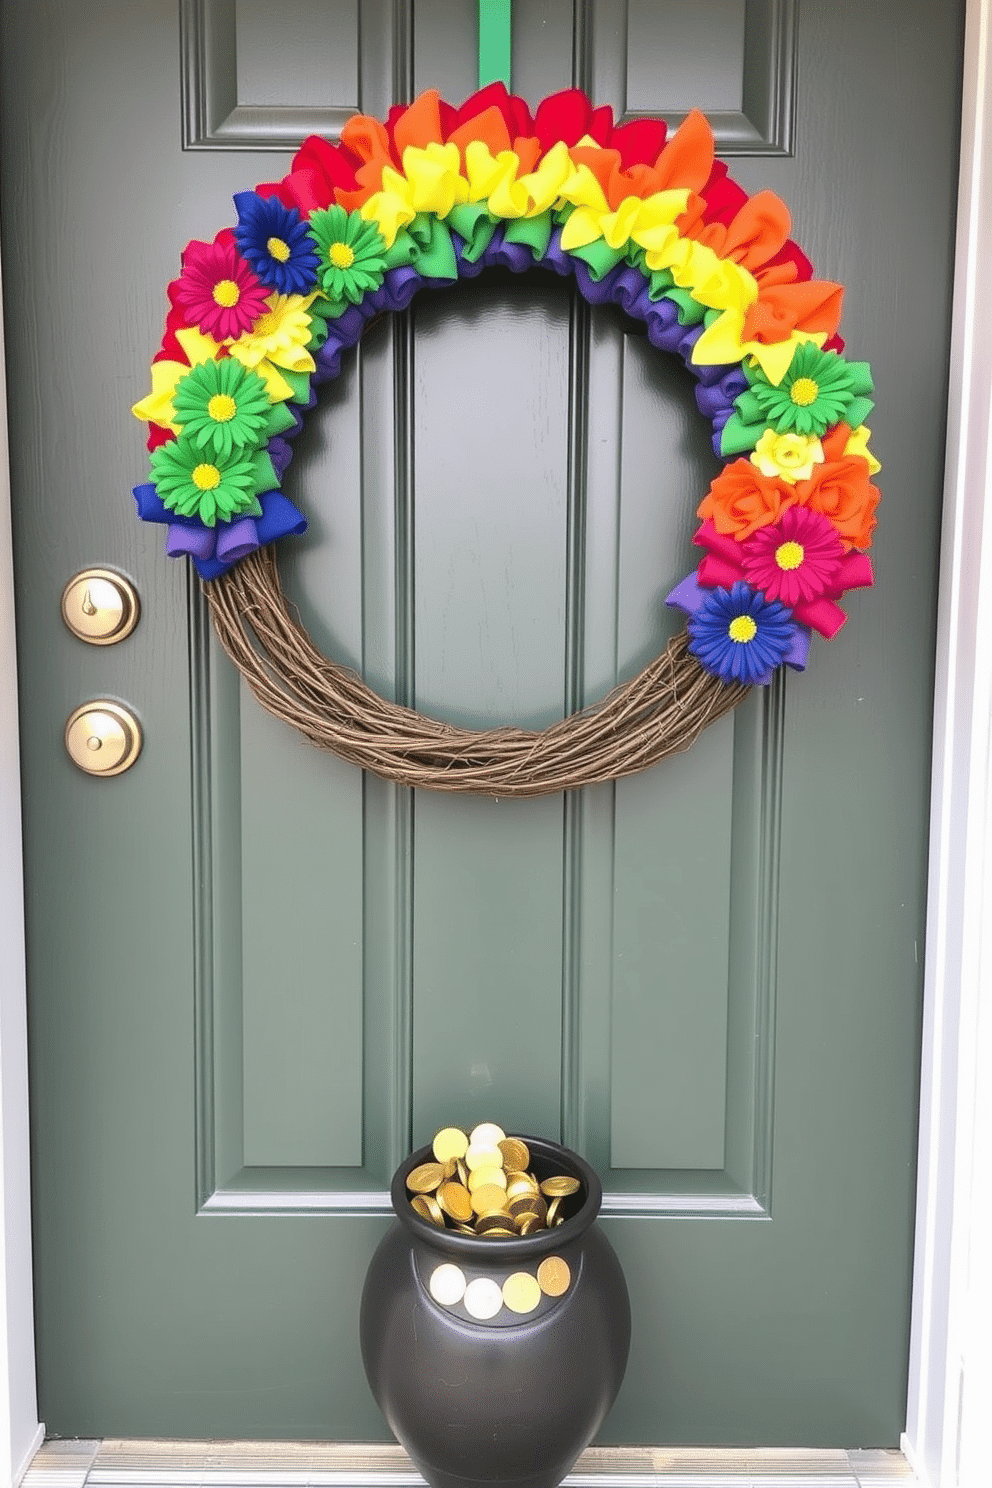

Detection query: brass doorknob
xmin=64 ymin=702 xmax=142 ymax=776
xmin=61 ymin=568 xmax=139 ymax=645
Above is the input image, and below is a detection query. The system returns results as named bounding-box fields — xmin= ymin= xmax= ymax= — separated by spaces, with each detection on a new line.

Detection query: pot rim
xmin=390 ymin=1134 xmax=603 ymax=1262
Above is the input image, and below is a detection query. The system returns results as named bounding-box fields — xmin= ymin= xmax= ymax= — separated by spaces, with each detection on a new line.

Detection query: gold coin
xmin=511 ymin=1208 xmax=540 ymax=1230
xmin=498 ymin=1137 xmax=530 ymax=1172
xmin=546 ymin=1196 xmax=563 ymax=1226
xmin=503 ymin=1271 xmax=542 ymax=1314
xmin=472 ymin=1184 xmax=510 ymax=1217
xmin=410 ymin=1194 xmax=445 ymax=1227
xmin=508 ymin=1190 xmax=547 ymax=1214
xmin=455 ymin=1223 xmax=477 ymax=1234
xmin=429 ymin=1263 xmax=466 ymax=1306
xmin=463 ymin=1277 xmax=503 ymax=1319
xmin=456 ymin=1159 xmax=469 ymax=1186
xmin=407 ymin=1162 xmax=445 ymax=1194
xmin=432 ymin=1127 xmax=469 ymax=1163
xmin=508 ymin=1193 xmax=541 ymax=1216
xmin=537 ymin=1256 xmax=571 ymax=1297
xmin=518 ymin=1216 xmax=543 ymax=1235
xmin=479 ymin=1226 xmax=515 ymax=1238
xmin=468 ymin=1166 xmax=507 ymax=1192
xmin=441 ymin=1158 xmax=458 ymax=1180
xmin=507 ymin=1173 xmax=539 ymax=1196
xmin=469 ymin=1122 xmax=506 ymax=1148
xmin=465 ymin=1143 xmax=502 ymax=1172
xmin=476 ymin=1213 xmax=514 ymax=1234
xmin=438 ymin=1182 xmax=473 ymax=1223
xmin=540 ymin=1175 xmax=580 ymax=1198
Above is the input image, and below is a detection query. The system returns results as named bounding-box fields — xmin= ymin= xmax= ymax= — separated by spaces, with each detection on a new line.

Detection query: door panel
xmin=2 ymin=0 xmax=964 ymax=1447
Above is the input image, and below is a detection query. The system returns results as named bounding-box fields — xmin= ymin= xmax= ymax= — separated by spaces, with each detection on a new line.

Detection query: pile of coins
xmin=405 ymin=1122 xmax=581 ymax=1238
xmin=428 ymin=1254 xmax=572 ymax=1319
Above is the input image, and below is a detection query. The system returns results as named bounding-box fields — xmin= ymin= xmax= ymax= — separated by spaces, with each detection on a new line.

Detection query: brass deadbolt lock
xmin=64 ymin=702 xmax=142 ymax=777
xmin=61 ymin=568 xmax=139 ymax=645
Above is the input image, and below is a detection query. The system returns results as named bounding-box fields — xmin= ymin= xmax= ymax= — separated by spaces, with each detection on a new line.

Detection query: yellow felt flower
xmin=692 ymin=315 xmax=827 ymax=385
xmin=556 ymin=160 xmax=611 ymax=215
xmin=226 ymin=292 xmax=317 ymax=399
xmin=360 ymin=173 xmax=417 ymax=247
xmin=560 ymin=190 xmax=690 ymax=256
xmin=686 ymin=257 xmax=758 ymax=316
xmin=361 ymin=143 xmax=469 ymax=246
xmin=463 ymin=140 xmax=572 ymax=218
xmin=464 ymin=143 xmax=521 ymax=204
xmin=844 ymin=424 xmax=881 ymax=475
xmin=131 ymin=327 xmax=223 ymax=431
xmin=751 ymin=428 xmax=825 ymax=485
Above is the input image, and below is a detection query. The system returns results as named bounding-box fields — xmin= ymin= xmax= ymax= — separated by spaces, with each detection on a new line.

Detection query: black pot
xmin=360 ymin=1136 xmax=631 ymax=1488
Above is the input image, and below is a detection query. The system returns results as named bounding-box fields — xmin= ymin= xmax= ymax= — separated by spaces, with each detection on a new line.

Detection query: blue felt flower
xmin=232 ymin=192 xmax=320 ymax=296
xmin=687 ymin=581 xmax=798 ymax=687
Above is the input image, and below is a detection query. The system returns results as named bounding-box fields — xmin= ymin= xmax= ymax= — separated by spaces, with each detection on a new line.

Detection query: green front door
xmin=3 ymin=0 xmax=963 ymax=1447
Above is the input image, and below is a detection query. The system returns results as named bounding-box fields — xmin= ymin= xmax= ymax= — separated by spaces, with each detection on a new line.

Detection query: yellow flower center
xmin=192 ymin=463 xmax=221 ymax=491
xmin=728 ymin=615 xmax=758 ymax=644
xmin=267 ymin=236 xmax=291 ymax=263
xmin=789 ymin=376 xmax=819 ymax=407
xmin=775 ymin=540 xmax=805 ymax=571
xmin=212 ymin=279 xmax=240 ymax=307
xmin=329 ymin=242 xmax=355 ymax=269
xmin=207 ymin=393 xmax=237 ymax=423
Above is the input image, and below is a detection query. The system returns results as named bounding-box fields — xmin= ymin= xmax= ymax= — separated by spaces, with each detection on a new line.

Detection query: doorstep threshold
xmin=22 ymin=1440 xmax=918 ymax=1488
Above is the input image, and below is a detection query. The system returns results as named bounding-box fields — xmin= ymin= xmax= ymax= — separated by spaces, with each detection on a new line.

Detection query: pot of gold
xmin=360 ymin=1125 xmax=630 ymax=1488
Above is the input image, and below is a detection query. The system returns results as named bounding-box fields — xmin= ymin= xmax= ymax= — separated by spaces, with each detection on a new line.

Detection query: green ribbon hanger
xmin=478 ymin=0 xmax=511 ymax=88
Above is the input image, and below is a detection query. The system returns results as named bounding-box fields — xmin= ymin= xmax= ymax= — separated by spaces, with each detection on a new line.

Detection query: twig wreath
xmin=132 ymin=85 xmax=880 ymax=796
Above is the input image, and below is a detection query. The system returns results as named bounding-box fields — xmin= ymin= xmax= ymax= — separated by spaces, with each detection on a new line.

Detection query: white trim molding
xmin=903 ymin=1 xmax=992 ymax=1485
xmin=0 ymin=227 xmax=43 ymax=1480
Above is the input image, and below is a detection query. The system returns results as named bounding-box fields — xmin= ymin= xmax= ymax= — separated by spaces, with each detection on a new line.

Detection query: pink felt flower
xmin=173 ymin=238 xmax=270 ymax=341
xmin=694 ymin=507 xmax=874 ymax=639
xmin=740 ymin=506 xmax=845 ymax=608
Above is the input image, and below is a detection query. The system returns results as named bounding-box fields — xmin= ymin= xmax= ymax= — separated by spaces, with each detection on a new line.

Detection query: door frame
xmin=0 ymin=5 xmax=989 ymax=1484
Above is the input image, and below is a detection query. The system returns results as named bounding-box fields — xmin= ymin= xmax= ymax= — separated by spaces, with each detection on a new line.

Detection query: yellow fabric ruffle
xmin=131 ymin=327 xmax=222 ymax=430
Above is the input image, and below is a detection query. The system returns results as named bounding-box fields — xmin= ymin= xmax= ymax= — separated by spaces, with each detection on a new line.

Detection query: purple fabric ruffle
xmin=134 ymin=483 xmax=307 ymax=579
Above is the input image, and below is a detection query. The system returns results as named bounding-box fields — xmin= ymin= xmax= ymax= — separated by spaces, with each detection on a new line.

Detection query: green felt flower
xmin=149 ymin=436 xmax=269 ymax=527
xmin=171 ymin=357 xmax=273 ymax=459
xmin=308 ymin=206 xmax=387 ymax=304
xmin=739 ymin=342 xmax=874 ymax=437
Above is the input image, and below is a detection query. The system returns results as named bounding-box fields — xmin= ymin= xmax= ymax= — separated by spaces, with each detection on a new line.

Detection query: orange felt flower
xmin=566 ymin=143 xmax=676 ymax=211
xmin=446 ymin=105 xmax=513 ymax=159
xmin=742 ymin=280 xmax=844 ymax=345
xmin=335 ymin=113 xmax=395 ymax=209
xmin=510 ymin=135 xmax=543 ymax=175
xmin=796 ymin=459 xmax=880 ymax=550
xmin=392 ymin=89 xmax=445 ymax=156
xmin=697 ymin=460 xmax=796 ymax=540
xmin=654 ymin=109 xmax=715 ymax=194
xmin=690 ymin=190 xmax=792 ymax=273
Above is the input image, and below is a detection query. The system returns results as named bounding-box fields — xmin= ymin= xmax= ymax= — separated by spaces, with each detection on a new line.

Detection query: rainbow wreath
xmin=132 ymin=86 xmax=879 ymax=793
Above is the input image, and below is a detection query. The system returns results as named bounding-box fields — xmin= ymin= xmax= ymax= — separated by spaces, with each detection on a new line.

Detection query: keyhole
xmin=81 ymin=588 xmax=97 ymax=616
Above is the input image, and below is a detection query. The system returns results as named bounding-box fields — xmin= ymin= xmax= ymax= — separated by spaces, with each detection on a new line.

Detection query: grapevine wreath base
xmin=207 ymin=546 xmax=748 ymax=797
xmin=133 ymin=86 xmax=880 ymax=795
